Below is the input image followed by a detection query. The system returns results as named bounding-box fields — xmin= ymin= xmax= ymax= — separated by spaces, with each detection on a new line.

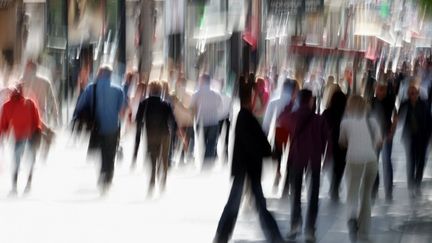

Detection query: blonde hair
xmin=345 ymin=95 xmax=368 ymax=118
xmin=148 ymin=80 xmax=162 ymax=97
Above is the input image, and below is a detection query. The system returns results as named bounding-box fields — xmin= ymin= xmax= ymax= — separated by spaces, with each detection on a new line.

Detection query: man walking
xmin=73 ymin=65 xmax=125 ymax=194
xmin=133 ymin=81 xmax=176 ymax=195
xmin=214 ymin=78 xmax=284 ymax=243
xmin=279 ymin=89 xmax=330 ymax=241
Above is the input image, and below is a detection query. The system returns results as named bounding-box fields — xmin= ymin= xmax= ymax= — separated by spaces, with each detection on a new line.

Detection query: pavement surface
xmin=0 ymin=127 xmax=431 ymax=243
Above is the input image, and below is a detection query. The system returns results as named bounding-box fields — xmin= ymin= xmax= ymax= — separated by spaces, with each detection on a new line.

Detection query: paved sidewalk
xmin=0 ymin=128 xmax=430 ymax=243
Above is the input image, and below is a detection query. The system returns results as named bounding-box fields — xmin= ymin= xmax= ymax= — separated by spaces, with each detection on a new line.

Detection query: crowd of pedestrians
xmin=1 ymin=58 xmax=432 ymax=243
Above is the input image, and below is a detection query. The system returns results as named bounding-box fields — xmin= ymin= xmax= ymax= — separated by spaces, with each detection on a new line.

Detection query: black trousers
xmin=405 ymin=139 xmax=428 ymax=190
xmin=290 ymin=165 xmax=320 ymax=232
xmin=215 ymin=173 xmax=283 ymax=243
xmin=329 ymin=150 xmax=347 ymax=199
xmin=99 ymin=132 xmax=119 ymax=185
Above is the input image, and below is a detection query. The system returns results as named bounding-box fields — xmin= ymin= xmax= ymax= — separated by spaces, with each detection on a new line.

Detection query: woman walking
xmin=339 ymin=95 xmax=382 ymax=242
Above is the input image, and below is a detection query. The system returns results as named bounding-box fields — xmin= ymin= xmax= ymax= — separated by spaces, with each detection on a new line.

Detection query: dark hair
xmin=298 ymin=89 xmax=313 ymax=106
xmin=282 ymin=78 xmax=296 ymax=94
xmin=239 ymin=76 xmax=254 ymax=106
xmin=201 ymin=74 xmax=211 ymax=84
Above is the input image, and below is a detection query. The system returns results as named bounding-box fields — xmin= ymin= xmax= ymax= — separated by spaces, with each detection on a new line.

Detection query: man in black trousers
xmin=133 ymin=81 xmax=176 ymax=195
xmin=214 ymin=76 xmax=284 ymax=243
xmin=399 ymin=83 xmax=432 ymax=198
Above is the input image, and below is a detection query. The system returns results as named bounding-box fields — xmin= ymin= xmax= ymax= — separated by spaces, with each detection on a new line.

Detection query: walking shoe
xmin=304 ymin=229 xmax=316 ymax=242
xmin=287 ymin=224 xmax=301 ymax=240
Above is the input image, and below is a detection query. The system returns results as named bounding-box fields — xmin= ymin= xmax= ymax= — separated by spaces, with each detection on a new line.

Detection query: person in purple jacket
xmin=278 ymin=89 xmax=331 ymax=242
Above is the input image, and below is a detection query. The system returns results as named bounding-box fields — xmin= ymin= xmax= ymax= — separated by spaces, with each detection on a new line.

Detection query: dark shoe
xmin=212 ymin=234 xmax=227 ymax=243
xmin=385 ymin=193 xmax=393 ymax=203
xmin=304 ymin=229 xmax=316 ymax=242
xmin=348 ymin=218 xmax=358 ymax=242
xmin=287 ymin=224 xmax=301 ymax=240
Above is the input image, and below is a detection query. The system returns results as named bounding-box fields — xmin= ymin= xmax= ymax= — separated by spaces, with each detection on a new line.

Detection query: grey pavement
xmin=0 ymin=127 xmax=431 ymax=243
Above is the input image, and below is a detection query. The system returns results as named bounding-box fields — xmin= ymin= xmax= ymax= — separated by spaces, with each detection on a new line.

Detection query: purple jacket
xmin=279 ymin=105 xmax=331 ymax=170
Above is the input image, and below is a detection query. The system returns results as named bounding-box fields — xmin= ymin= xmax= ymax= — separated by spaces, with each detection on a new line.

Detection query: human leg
xmin=214 ymin=174 xmax=245 ymax=243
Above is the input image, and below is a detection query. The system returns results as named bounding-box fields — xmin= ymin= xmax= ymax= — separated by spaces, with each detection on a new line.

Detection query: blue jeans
xmin=13 ymin=139 xmax=36 ymax=189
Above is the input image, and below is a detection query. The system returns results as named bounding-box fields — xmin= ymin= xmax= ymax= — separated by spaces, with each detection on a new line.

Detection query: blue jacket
xmin=74 ymin=75 xmax=125 ymax=135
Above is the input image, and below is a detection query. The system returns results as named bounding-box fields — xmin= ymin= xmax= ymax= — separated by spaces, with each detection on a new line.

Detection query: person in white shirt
xmin=190 ymin=74 xmax=222 ymax=164
xmin=339 ymin=95 xmax=382 ymax=242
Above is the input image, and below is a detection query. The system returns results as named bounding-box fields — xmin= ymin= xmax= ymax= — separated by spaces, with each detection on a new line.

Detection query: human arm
xmin=133 ymin=101 xmax=145 ymax=161
xmin=338 ymin=119 xmax=348 ymax=149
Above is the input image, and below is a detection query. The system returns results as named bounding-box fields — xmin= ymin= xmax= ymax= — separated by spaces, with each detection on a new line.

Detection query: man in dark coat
xmin=398 ymin=83 xmax=432 ymax=198
xmin=322 ymin=88 xmax=347 ymax=202
xmin=214 ymin=77 xmax=284 ymax=243
xmin=279 ymin=89 xmax=330 ymax=242
xmin=133 ymin=81 xmax=176 ymax=195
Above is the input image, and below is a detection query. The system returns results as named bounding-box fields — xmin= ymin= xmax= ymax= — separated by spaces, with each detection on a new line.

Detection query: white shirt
xmin=191 ymin=84 xmax=222 ymax=126
xmin=339 ymin=116 xmax=382 ymax=164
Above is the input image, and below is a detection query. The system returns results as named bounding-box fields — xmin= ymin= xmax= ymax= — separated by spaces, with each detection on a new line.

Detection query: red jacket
xmin=0 ymin=93 xmax=41 ymax=141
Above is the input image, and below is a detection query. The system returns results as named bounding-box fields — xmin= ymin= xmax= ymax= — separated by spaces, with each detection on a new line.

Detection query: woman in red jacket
xmin=0 ymin=83 xmax=42 ymax=195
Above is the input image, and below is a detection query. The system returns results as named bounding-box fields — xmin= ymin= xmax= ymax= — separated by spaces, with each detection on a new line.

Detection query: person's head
xmin=375 ymin=82 xmax=388 ymax=100
xmin=96 ymin=65 xmax=112 ymax=81
xmin=345 ymin=95 xmax=368 ymax=118
xmin=23 ymin=60 xmax=37 ymax=79
xmin=255 ymin=77 xmax=266 ymax=95
xmin=124 ymin=72 xmax=134 ymax=84
xmin=148 ymin=81 xmax=163 ymax=97
xmin=327 ymin=75 xmax=335 ymax=84
xmin=282 ymin=78 xmax=295 ymax=95
xmin=328 ymin=89 xmax=346 ymax=113
xmin=298 ymin=89 xmax=314 ymax=109
xmin=239 ymin=76 xmax=254 ymax=110
xmin=199 ymin=74 xmax=211 ymax=86
xmin=11 ymin=82 xmax=24 ymax=99
xmin=408 ymin=83 xmax=419 ymax=104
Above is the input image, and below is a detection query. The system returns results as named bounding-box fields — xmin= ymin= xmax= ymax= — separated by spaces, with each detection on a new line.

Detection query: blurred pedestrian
xmin=322 ymin=88 xmax=347 ymax=202
xmin=0 ymin=83 xmax=42 ymax=195
xmin=214 ymin=77 xmax=284 ymax=243
xmin=280 ymin=89 xmax=330 ymax=242
xmin=190 ymin=74 xmax=222 ymax=165
xmin=73 ymin=65 xmax=125 ymax=194
xmin=21 ymin=61 xmax=58 ymax=160
xmin=398 ymin=82 xmax=432 ymax=198
xmin=339 ymin=95 xmax=382 ymax=242
xmin=270 ymin=79 xmax=298 ymax=194
xmin=133 ymin=81 xmax=176 ymax=195
xmin=370 ymin=82 xmax=397 ymax=201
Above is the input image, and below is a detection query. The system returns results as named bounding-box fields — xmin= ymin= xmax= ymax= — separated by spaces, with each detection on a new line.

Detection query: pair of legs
xmin=404 ymin=139 xmax=428 ymax=194
xmin=203 ymin=124 xmax=220 ymax=161
xmin=289 ymin=165 xmax=320 ymax=238
xmin=12 ymin=139 xmax=37 ymax=194
xmin=345 ymin=162 xmax=377 ymax=240
xmin=215 ymin=173 xmax=283 ymax=243
xmin=147 ymin=136 xmax=170 ymax=194
xmin=98 ymin=132 xmax=120 ymax=193
xmin=372 ymin=138 xmax=394 ymax=200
